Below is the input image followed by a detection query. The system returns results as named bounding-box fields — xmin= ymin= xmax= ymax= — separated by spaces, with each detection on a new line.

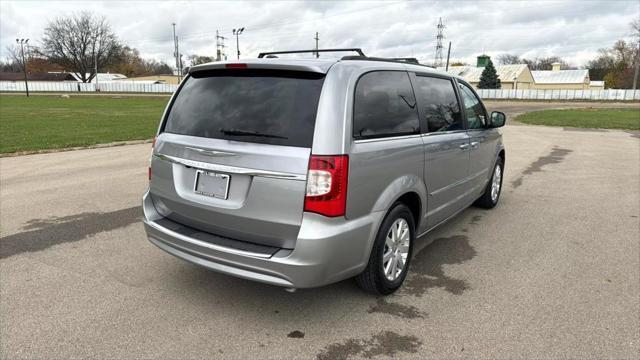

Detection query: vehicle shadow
xmin=156 ymin=206 xmax=482 ymax=323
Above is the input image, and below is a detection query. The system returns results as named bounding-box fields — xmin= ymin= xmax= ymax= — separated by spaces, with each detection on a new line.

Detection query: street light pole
xmin=233 ymin=27 xmax=244 ymax=59
xmin=16 ymin=38 xmax=29 ymax=97
xmin=94 ymin=38 xmax=99 ymax=92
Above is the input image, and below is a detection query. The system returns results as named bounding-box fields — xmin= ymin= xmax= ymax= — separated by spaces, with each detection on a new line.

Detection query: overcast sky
xmin=1 ymin=0 xmax=639 ymax=68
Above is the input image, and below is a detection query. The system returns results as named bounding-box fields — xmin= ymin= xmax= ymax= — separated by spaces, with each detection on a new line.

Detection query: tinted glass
xmin=353 ymin=71 xmax=419 ymax=139
xmin=163 ymin=69 xmax=325 ymax=148
xmin=459 ymin=83 xmax=487 ymax=130
xmin=414 ymin=76 xmax=463 ymax=132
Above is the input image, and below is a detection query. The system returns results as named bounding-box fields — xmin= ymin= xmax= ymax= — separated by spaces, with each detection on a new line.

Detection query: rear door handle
xmin=459 ymin=143 xmax=470 ymax=150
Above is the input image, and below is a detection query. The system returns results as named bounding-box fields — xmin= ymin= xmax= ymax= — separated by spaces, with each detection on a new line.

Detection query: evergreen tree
xmin=478 ymin=59 xmax=502 ymax=89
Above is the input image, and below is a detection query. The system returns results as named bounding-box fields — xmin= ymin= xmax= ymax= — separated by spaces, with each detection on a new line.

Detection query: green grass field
xmin=516 ymin=108 xmax=640 ymax=130
xmin=0 ymin=95 xmax=169 ymax=154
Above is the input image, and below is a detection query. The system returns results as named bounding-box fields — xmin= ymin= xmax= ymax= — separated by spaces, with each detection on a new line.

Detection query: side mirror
xmin=490 ymin=111 xmax=506 ymax=128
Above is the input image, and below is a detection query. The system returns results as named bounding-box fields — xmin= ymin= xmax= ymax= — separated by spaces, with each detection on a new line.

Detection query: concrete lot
xmin=1 ymin=104 xmax=639 ymax=359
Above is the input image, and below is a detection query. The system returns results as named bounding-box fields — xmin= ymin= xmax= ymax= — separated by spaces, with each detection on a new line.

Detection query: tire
xmin=356 ymin=202 xmax=415 ymax=295
xmin=475 ymin=156 xmax=504 ymax=209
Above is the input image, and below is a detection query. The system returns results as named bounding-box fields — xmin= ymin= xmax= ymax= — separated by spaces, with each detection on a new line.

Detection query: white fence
xmin=476 ymin=89 xmax=640 ymax=101
xmin=0 ymin=81 xmax=178 ymax=94
xmin=1 ymin=81 xmax=639 ymax=101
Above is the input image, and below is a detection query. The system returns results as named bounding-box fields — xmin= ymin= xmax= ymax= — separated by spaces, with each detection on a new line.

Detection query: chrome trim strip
xmin=429 ymin=177 xmax=468 ymax=197
xmin=353 ymin=134 xmax=422 ymax=144
xmin=421 ymin=130 xmax=468 ymax=137
xmin=153 ymin=153 xmax=307 ymax=181
xmin=417 ymin=186 xmax=483 ymax=239
xmin=429 ymin=168 xmax=488 ymax=196
xmin=145 ymin=219 xmax=274 ymax=259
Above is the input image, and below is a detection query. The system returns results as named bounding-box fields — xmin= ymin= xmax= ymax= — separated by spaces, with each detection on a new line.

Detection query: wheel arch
xmin=370 ymin=174 xmax=427 ymax=230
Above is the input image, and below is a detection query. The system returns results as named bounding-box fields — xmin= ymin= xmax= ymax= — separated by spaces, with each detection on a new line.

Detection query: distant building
xmin=438 ymin=55 xmax=535 ymax=90
xmin=0 ymin=72 xmax=77 ymax=82
xmin=67 ymin=72 xmax=127 ymax=83
xmin=440 ymin=57 xmax=603 ymax=90
xmin=589 ymin=80 xmax=605 ymax=90
xmin=116 ymin=75 xmax=181 ymax=85
xmin=530 ymin=63 xmax=591 ymax=90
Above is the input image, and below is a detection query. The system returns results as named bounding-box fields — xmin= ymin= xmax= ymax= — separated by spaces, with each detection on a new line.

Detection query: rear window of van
xmin=163 ymin=69 xmax=325 ymax=148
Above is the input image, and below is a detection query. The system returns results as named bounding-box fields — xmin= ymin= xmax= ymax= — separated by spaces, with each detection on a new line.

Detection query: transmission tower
xmin=434 ymin=17 xmax=445 ymax=67
xmin=216 ymin=30 xmax=227 ymax=61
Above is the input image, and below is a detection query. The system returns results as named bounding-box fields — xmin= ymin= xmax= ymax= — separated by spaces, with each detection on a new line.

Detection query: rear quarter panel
xmin=324 ymin=63 xmax=428 ymax=228
xmin=346 ymin=136 xmax=427 ymax=224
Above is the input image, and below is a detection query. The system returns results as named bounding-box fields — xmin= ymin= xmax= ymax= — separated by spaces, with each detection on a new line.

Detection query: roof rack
xmin=258 ymin=48 xmax=365 ymax=58
xmin=388 ymin=57 xmax=420 ymax=65
xmin=340 ymin=56 xmax=435 ymax=68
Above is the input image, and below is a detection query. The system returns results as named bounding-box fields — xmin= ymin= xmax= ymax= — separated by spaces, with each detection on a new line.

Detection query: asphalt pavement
xmin=1 ymin=103 xmax=639 ymax=359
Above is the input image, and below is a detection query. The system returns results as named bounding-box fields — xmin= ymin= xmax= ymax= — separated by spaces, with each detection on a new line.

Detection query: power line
xmin=216 ymin=30 xmax=227 ymax=61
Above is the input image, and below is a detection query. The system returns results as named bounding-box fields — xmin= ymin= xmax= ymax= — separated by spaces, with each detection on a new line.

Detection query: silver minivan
xmin=142 ymin=49 xmax=506 ymax=295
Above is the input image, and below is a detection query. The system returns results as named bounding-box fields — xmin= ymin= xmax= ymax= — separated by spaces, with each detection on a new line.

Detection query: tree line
xmin=4 ymin=12 xmax=639 ymax=88
xmin=2 ymin=12 xmax=173 ymax=82
xmin=496 ymin=19 xmax=639 ymax=89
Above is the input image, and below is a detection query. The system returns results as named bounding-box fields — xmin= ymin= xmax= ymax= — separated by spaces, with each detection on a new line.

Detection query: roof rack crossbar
xmin=388 ymin=57 xmax=420 ymax=65
xmin=258 ymin=48 xmax=365 ymax=58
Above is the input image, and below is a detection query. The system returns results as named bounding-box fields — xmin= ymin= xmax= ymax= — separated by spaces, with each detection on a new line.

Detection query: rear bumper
xmin=142 ymin=191 xmax=383 ymax=288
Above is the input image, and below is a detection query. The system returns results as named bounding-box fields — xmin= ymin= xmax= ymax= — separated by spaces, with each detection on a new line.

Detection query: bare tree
xmin=5 ymin=47 xmax=23 ymax=72
xmin=630 ymin=18 xmax=640 ymax=89
xmin=631 ymin=18 xmax=640 ymax=40
xmin=497 ymin=54 xmax=521 ymax=65
xmin=41 ymin=12 xmax=121 ymax=82
xmin=187 ymin=54 xmax=215 ymax=66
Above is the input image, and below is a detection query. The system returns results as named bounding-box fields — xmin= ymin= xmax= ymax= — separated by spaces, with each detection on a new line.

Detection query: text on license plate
xmin=194 ymin=170 xmax=230 ymax=199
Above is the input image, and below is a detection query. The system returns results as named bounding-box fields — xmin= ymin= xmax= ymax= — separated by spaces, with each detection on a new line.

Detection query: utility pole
xmin=16 ymin=38 xmax=29 ymax=97
xmin=94 ymin=50 xmax=99 ymax=91
xmin=215 ymin=30 xmax=227 ymax=61
xmin=94 ymin=36 xmax=99 ymax=92
xmin=233 ymin=27 xmax=244 ymax=59
xmin=445 ymin=41 xmax=451 ymax=71
xmin=434 ymin=17 xmax=445 ymax=67
xmin=633 ymin=38 xmax=639 ymax=90
xmin=172 ymin=23 xmax=181 ymax=81
xmin=314 ymin=32 xmax=319 ymax=58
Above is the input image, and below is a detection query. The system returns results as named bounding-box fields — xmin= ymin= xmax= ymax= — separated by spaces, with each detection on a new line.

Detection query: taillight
xmin=148 ymin=136 xmax=156 ymax=181
xmin=304 ymin=155 xmax=349 ymax=217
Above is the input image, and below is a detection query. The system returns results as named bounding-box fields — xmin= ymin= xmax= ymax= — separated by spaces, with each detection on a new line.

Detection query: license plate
xmin=194 ymin=170 xmax=230 ymax=199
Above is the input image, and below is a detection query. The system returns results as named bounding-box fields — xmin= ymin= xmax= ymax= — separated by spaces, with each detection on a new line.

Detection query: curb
xmin=0 ymin=139 xmax=153 ymax=158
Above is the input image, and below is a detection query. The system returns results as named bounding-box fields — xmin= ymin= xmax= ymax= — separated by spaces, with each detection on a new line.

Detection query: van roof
xmin=189 ymin=57 xmax=457 ymax=80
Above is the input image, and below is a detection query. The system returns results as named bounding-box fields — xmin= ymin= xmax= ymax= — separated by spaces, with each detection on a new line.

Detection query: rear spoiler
xmin=189 ymin=60 xmax=329 ymax=74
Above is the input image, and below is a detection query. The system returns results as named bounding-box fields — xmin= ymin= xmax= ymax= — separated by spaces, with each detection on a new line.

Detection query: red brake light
xmin=225 ymin=63 xmax=248 ymax=69
xmin=304 ymin=155 xmax=349 ymax=217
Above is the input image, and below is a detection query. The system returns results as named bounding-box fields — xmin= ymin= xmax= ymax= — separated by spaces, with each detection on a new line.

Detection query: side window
xmin=414 ymin=76 xmax=463 ymax=132
xmin=353 ymin=71 xmax=420 ymax=139
xmin=459 ymin=83 xmax=487 ymax=130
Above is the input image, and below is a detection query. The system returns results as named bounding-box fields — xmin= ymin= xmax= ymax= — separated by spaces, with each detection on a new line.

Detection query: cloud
xmin=0 ymin=0 xmax=638 ymax=68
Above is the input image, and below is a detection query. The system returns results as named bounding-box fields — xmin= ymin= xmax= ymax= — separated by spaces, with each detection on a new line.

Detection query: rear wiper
xmin=219 ymin=128 xmax=288 ymax=139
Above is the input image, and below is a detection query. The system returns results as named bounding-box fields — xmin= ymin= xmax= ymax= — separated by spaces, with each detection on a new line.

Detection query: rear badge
xmin=194 ymin=170 xmax=230 ymax=199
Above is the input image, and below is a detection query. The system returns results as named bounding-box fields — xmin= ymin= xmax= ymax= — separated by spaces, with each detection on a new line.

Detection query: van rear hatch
xmin=149 ymin=68 xmax=325 ymax=249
